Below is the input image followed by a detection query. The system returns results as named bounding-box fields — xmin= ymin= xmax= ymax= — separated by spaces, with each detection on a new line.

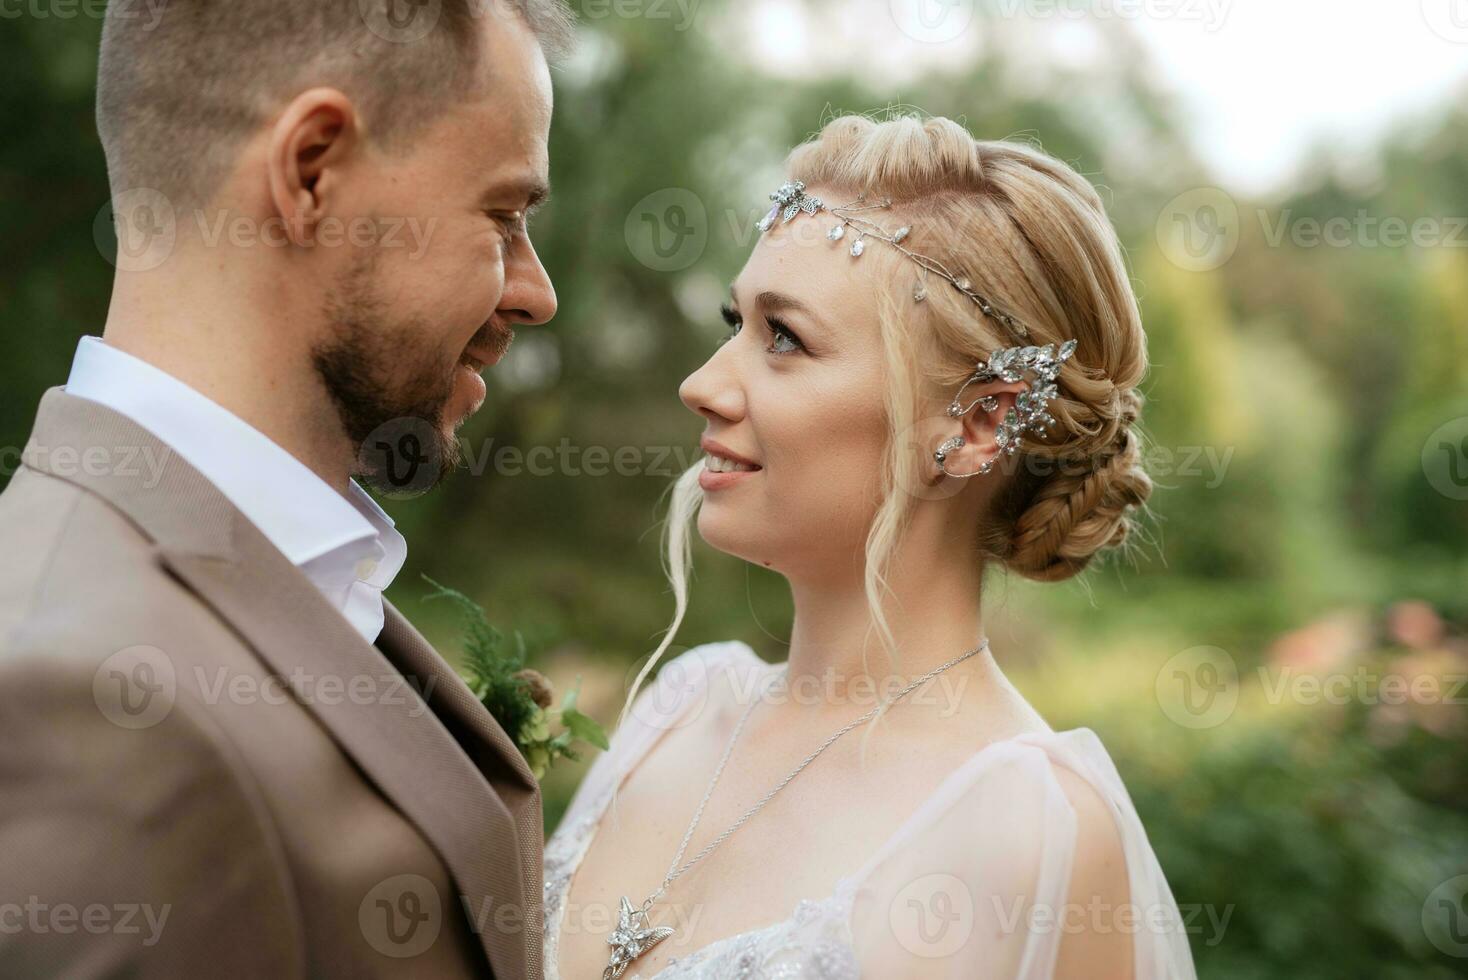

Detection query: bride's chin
xmin=694 ymin=509 xmax=736 ymax=551
xmin=695 ymin=511 xmax=770 ymax=566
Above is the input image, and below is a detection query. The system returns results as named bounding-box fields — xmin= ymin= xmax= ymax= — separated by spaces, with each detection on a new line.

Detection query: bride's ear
xmin=266 ymin=88 xmax=360 ymax=247
xmin=930 ymin=380 xmax=1028 ymax=482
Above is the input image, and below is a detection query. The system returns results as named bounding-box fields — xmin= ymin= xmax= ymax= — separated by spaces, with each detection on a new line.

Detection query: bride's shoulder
xmin=947 ymin=728 xmax=1133 ymax=868
xmin=621 ymin=640 xmax=769 ymax=721
xmin=977 ymin=728 xmax=1132 ymax=818
xmin=672 ymin=638 xmax=765 ymax=668
xmin=986 ymin=730 xmax=1149 ymax=978
xmin=655 ymin=639 xmax=769 ymax=690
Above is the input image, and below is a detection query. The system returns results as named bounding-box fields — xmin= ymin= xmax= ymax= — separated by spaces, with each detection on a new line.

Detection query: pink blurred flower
xmin=1386 ymin=600 xmax=1446 ymax=651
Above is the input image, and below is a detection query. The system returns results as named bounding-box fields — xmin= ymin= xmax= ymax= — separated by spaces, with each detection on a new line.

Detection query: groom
xmin=0 ymin=1 xmax=572 ymax=977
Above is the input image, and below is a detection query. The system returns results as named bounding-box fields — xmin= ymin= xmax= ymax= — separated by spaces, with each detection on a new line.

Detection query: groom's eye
xmin=488 ymin=210 xmax=525 ymax=239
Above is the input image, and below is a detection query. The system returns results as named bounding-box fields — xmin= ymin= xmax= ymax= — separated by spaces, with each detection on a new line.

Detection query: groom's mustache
xmin=464 ymin=319 xmax=515 ymax=366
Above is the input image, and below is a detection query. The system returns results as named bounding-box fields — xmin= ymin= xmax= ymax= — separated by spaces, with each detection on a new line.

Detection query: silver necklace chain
xmin=639 ymin=638 xmax=991 ymax=912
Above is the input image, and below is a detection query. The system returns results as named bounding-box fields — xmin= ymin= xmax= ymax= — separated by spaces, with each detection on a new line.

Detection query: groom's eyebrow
xmin=523 ymin=179 xmax=550 ymax=216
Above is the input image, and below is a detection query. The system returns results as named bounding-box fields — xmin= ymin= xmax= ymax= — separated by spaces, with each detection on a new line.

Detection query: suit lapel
xmin=21 ymin=388 xmax=542 ymax=980
xmin=376 ymin=599 xmax=539 ymax=796
xmin=375 ymin=598 xmax=544 ymax=969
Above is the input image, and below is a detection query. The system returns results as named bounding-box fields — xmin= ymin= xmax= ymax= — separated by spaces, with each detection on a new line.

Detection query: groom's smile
xmin=454 ymin=317 xmax=518 ymax=416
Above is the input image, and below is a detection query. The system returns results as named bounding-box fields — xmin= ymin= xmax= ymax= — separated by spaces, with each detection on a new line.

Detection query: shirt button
xmin=354 ymin=558 xmax=379 ymax=581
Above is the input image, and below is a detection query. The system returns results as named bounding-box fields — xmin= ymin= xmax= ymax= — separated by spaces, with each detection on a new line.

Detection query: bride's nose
xmin=679 ymin=348 xmax=746 ymax=423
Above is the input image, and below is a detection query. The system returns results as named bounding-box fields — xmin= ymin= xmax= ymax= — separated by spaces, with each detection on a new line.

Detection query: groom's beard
xmin=314 ymin=251 xmax=492 ymax=496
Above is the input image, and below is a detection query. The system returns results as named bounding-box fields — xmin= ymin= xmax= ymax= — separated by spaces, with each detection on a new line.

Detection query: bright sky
xmin=722 ymin=0 xmax=1468 ymax=196
xmin=1129 ymin=0 xmax=1468 ymax=194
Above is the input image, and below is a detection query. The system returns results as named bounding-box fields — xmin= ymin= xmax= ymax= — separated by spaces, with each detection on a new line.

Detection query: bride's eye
xmin=719 ymin=303 xmax=742 ymax=345
xmin=764 ymin=315 xmax=805 ymax=356
xmin=718 ymin=304 xmax=805 ymax=356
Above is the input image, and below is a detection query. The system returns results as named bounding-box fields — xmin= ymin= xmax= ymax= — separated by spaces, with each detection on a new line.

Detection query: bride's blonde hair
xmin=617 ymin=112 xmax=1153 ymax=737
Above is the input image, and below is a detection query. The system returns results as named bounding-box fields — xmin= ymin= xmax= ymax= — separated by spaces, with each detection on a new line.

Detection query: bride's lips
xmin=698 ymin=437 xmax=762 ymax=492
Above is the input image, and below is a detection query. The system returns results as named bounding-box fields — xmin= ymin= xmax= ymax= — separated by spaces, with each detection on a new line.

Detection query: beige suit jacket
xmin=0 ymin=388 xmax=544 ymax=979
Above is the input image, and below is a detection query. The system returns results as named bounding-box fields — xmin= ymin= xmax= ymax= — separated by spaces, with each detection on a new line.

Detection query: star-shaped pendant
xmin=603 ymin=896 xmax=675 ymax=980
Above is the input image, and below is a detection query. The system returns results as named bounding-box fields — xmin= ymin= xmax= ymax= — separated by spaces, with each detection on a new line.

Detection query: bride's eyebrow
xmin=754 ymin=290 xmax=826 ymax=336
xmin=754 ymin=290 xmax=812 ymax=317
xmin=728 ymin=286 xmax=824 ymax=330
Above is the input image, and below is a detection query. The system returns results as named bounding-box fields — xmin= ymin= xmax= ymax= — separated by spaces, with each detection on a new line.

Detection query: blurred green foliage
xmin=2 ymin=4 xmax=1464 ymax=977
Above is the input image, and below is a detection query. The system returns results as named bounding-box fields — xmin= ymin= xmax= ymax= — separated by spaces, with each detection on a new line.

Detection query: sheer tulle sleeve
xmin=845 ymin=730 xmax=1197 ymax=980
xmin=553 ymin=642 xmax=748 ymax=837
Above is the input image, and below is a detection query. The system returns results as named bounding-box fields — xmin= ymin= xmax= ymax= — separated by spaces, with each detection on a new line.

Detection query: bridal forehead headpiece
xmin=756 ymin=179 xmax=1079 ymax=478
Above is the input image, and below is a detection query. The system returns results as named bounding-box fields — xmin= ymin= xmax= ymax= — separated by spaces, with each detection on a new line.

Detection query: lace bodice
xmin=543 ymin=641 xmax=1197 ymax=979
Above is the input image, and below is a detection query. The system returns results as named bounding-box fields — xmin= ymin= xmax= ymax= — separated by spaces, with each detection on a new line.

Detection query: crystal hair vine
xmin=757 ymin=180 xmax=1033 ymax=338
xmin=755 ymin=179 xmax=1080 ymax=478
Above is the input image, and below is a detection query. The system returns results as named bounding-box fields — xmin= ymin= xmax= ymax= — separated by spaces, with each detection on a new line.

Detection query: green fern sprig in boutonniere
xmin=422 ymin=575 xmax=608 ymax=780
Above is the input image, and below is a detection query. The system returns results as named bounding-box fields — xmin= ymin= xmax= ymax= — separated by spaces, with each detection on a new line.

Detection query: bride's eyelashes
xmin=719 ymin=303 xmax=806 ymax=356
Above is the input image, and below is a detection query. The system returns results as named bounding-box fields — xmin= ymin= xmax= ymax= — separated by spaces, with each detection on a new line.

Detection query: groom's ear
xmin=266 ymin=87 xmax=360 ymax=247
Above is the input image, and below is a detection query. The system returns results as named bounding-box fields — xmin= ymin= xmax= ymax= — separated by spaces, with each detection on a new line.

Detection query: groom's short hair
xmin=96 ymin=0 xmax=574 ymax=209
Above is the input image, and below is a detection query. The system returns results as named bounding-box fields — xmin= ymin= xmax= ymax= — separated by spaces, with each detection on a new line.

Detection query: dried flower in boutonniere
xmin=422 ymin=575 xmax=608 ymax=780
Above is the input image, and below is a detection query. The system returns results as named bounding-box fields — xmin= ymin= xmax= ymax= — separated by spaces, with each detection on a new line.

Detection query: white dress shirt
xmin=63 ymin=335 xmax=407 ymax=644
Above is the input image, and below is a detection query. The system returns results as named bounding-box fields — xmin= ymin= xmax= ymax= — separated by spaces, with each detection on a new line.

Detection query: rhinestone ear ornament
xmin=936 ymin=339 xmax=1079 ymax=477
xmin=933 ymin=436 xmax=967 ymax=473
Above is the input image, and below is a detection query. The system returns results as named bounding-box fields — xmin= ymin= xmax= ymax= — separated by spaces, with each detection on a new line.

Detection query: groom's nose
xmin=498 ymin=235 xmax=557 ymax=326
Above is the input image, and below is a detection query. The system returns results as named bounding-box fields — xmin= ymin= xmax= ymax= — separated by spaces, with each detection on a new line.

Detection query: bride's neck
xmin=782 ymin=543 xmax=990 ymax=708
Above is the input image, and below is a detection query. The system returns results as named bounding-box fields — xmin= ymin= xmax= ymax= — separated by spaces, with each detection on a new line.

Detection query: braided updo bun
xmin=785 ymin=113 xmax=1153 ymax=583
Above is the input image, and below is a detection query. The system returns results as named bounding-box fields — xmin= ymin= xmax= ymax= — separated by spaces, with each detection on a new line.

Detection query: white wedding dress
xmin=543 ymin=641 xmax=1197 ymax=979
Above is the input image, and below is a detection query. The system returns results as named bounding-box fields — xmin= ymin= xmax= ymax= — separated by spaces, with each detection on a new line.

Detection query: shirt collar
xmin=63 ymin=335 xmax=407 ymax=578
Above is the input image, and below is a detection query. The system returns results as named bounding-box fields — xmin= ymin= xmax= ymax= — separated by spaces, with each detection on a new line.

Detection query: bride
xmin=543 ymin=113 xmax=1197 ymax=980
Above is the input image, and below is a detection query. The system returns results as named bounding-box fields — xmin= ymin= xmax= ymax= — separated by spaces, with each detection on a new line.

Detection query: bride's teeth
xmin=706 ymin=454 xmax=754 ymax=474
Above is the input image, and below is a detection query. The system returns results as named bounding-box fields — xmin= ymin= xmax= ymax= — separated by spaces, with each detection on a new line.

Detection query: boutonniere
xmin=423 ymin=575 xmax=609 ymax=780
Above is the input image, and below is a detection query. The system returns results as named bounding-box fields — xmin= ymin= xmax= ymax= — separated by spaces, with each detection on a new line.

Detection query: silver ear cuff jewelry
xmin=935 ymin=340 xmax=1079 ymax=476
xmin=755 ymin=180 xmax=1081 ymax=480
